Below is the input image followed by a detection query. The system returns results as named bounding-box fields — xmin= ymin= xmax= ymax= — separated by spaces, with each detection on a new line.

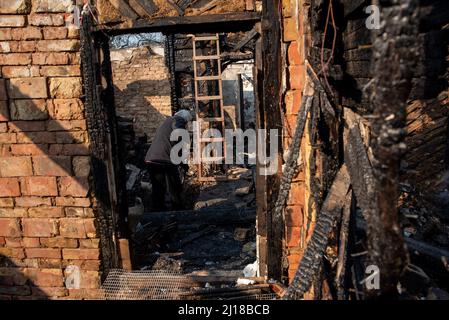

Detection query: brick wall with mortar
xmin=0 ymin=0 xmax=102 ymax=300
xmin=111 ymin=45 xmax=172 ymax=141
xmin=281 ymin=0 xmax=311 ymax=285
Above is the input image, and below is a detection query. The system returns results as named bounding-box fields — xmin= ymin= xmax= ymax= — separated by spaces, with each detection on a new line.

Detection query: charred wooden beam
xmin=109 ymin=0 xmax=139 ymax=20
xmin=140 ymin=207 xmax=256 ymax=226
xmin=343 ymin=108 xmax=376 ymax=216
xmin=254 ymin=28 xmax=268 ymax=277
xmin=232 ymin=27 xmax=259 ymax=52
xmin=177 ymin=0 xmax=193 ymax=10
xmin=262 ymin=0 xmax=283 ymax=281
xmin=284 ymin=165 xmax=351 ymax=299
xmin=335 ymin=191 xmax=353 ymax=300
xmin=190 ymin=0 xmax=220 ymax=15
xmin=80 ymin=11 xmax=120 ymax=277
xmin=102 ymin=12 xmax=261 ymax=35
xmin=221 ymin=52 xmax=253 ymax=61
xmin=367 ymin=0 xmax=420 ymax=299
xmin=128 ymin=0 xmax=156 ymax=17
xmin=167 ymin=0 xmax=185 ymax=16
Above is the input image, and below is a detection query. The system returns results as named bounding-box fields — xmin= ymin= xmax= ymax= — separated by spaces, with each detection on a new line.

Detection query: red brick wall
xmin=281 ymin=0 xmax=311 ymax=284
xmin=111 ymin=45 xmax=172 ymax=140
xmin=0 ymin=0 xmax=102 ymax=300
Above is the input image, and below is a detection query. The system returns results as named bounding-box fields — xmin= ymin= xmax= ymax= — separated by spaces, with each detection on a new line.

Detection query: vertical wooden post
xmin=254 ymin=25 xmax=268 ymax=277
xmin=262 ymin=0 xmax=284 ymax=281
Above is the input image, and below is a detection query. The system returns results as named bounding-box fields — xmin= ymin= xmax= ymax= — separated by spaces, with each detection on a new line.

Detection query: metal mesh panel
xmin=100 ymin=269 xmax=193 ymax=300
xmin=100 ymin=269 xmax=279 ymax=300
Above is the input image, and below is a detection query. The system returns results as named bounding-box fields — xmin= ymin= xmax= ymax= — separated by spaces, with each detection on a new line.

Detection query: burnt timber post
xmin=367 ymin=0 xmax=419 ymax=298
xmin=262 ymin=0 xmax=284 ymax=281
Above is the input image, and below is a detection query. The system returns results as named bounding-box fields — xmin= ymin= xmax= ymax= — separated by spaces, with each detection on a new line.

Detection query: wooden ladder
xmin=190 ymin=34 xmax=227 ymax=182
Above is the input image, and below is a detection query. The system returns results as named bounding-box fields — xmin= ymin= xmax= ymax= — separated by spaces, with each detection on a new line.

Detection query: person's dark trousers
xmin=147 ymin=162 xmax=183 ymax=211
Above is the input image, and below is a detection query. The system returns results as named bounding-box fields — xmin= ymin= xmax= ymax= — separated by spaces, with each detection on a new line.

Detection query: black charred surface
xmin=285 ymin=165 xmax=351 ymax=299
xmin=81 ymin=12 xmax=120 ymax=276
xmin=262 ymin=0 xmax=284 ymax=281
xmin=99 ymin=34 xmax=130 ymax=240
xmin=368 ymin=0 xmax=420 ymax=299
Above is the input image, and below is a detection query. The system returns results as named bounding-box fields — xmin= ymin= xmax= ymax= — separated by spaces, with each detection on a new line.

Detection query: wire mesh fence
xmin=100 ymin=269 xmax=192 ymax=300
xmin=100 ymin=269 xmax=279 ymax=300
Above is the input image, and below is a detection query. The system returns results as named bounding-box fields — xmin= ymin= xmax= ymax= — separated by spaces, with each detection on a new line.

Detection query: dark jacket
xmin=145 ymin=115 xmax=187 ymax=164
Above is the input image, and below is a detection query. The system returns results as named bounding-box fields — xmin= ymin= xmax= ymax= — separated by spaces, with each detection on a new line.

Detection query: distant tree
xmin=109 ymin=32 xmax=165 ymax=49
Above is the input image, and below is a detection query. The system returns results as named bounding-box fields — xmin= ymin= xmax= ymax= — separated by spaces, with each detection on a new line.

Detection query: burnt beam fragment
xmin=109 ymin=0 xmax=139 ymax=20
xmin=102 ymin=12 xmax=261 ymax=35
xmin=140 ymin=207 xmax=256 ymax=226
xmin=262 ymin=0 xmax=284 ymax=281
xmin=284 ymin=165 xmax=351 ymax=299
xmin=232 ymin=26 xmax=259 ymax=52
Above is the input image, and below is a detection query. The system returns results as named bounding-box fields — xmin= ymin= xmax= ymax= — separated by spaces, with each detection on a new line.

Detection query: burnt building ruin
xmin=0 ymin=0 xmax=448 ymax=300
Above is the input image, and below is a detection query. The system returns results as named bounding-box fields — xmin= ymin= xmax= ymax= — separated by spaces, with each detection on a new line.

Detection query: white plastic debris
xmin=236 ymin=278 xmax=255 ymax=286
xmin=243 ymin=261 xmax=258 ymax=278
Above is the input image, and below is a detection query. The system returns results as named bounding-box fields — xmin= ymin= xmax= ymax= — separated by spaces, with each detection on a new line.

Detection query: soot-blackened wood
xmin=262 ymin=0 xmax=283 ymax=281
xmin=284 ymin=165 xmax=351 ymax=299
xmin=343 ymin=108 xmax=376 ymax=217
xmin=104 ymin=12 xmax=261 ymax=35
xmin=368 ymin=0 xmax=420 ymax=298
xmin=80 ymin=12 xmax=119 ymax=275
xmin=232 ymin=26 xmax=259 ymax=52
xmin=336 ymin=191 xmax=352 ymax=300
xmin=254 ymin=31 xmax=269 ymax=277
xmin=132 ymin=0 xmax=158 ymax=16
xmin=109 ymin=0 xmax=139 ymax=20
xmin=99 ymin=34 xmax=129 ymax=240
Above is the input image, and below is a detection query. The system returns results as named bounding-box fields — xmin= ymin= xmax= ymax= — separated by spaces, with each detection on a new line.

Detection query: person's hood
xmin=174 ymin=109 xmax=193 ymax=122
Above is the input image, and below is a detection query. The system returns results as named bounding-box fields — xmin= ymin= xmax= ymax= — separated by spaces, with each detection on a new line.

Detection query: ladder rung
xmin=199 ymin=137 xmax=225 ymax=143
xmin=194 ymin=36 xmax=219 ymax=41
xmin=193 ymin=55 xmax=220 ymax=60
xmin=200 ymin=117 xmax=224 ymax=122
xmin=196 ymin=75 xmax=221 ymax=81
xmin=196 ymin=95 xmax=222 ymax=101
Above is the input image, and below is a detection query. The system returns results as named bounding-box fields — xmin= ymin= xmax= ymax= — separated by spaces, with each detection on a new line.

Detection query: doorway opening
xmin=107 ymin=29 xmax=261 ymax=276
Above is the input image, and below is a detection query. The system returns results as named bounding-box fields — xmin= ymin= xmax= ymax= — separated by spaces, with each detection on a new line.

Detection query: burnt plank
xmin=343 ymin=107 xmax=376 ymax=217
xmin=140 ymin=207 xmax=256 ymax=226
xmin=104 ymin=12 xmax=261 ymax=33
xmin=109 ymin=0 xmax=139 ymax=20
xmin=128 ymin=0 xmax=158 ymax=16
xmin=285 ymin=165 xmax=351 ymax=299
xmin=128 ymin=0 xmax=149 ymax=17
xmin=167 ymin=0 xmax=185 ymax=16
xmin=232 ymin=26 xmax=259 ymax=52
xmin=262 ymin=0 xmax=283 ymax=281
